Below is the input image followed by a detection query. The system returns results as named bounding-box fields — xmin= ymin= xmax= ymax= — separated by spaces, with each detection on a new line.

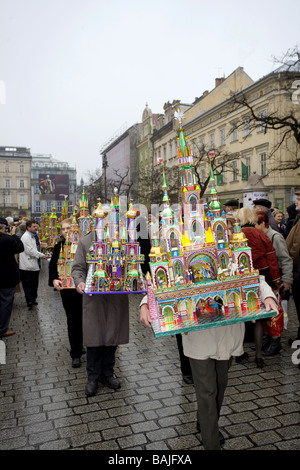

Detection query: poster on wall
xmin=243 ymin=191 xmax=269 ymax=208
xmin=39 ymin=174 xmax=69 ymax=199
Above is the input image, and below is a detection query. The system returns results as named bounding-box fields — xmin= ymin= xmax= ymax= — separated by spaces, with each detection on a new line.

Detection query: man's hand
xmin=280 ymin=281 xmax=291 ymax=292
xmin=53 ymin=279 xmax=63 ymax=290
xmin=264 ymin=296 xmax=279 ymax=316
xmin=140 ymin=304 xmax=152 ymax=328
xmin=76 ymin=282 xmax=86 ymax=294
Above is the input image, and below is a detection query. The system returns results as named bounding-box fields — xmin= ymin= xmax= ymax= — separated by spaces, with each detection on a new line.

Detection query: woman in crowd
xmin=255 ymin=211 xmax=293 ymax=355
xmin=234 ymin=208 xmax=281 ymax=368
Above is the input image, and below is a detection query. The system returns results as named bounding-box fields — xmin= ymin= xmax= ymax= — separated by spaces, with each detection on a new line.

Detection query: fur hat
xmin=224 ymin=199 xmax=239 ymax=208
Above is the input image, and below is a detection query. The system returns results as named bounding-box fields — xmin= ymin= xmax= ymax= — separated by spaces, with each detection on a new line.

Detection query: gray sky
xmin=1 ymin=0 xmax=299 ymax=184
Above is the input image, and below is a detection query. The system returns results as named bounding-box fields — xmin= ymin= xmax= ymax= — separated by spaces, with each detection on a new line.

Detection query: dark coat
xmin=0 ymin=232 xmax=24 ymax=288
xmin=71 ymin=232 xmax=129 ymax=347
xmin=48 ymin=236 xmax=64 ymax=287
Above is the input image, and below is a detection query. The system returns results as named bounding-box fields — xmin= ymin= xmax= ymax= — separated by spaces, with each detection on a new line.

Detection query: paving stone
xmin=1 ymin=265 xmax=299 ymax=451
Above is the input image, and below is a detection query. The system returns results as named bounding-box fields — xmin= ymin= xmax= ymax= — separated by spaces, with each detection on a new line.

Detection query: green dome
xmin=209 ymin=200 xmax=222 ymax=211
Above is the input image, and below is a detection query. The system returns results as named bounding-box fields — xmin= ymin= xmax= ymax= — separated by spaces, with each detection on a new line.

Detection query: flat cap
xmin=252 ymin=198 xmax=271 ymax=209
xmin=224 ymin=199 xmax=239 ymax=208
xmin=0 ymin=217 xmax=8 ymax=226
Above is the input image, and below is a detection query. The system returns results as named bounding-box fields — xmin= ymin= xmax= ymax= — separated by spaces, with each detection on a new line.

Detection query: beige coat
xmin=72 ymin=232 xmax=129 ymax=347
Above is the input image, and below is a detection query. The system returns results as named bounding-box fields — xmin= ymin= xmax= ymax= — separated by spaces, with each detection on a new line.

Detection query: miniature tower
xmin=78 ymin=187 xmax=91 ymax=237
xmin=61 ymin=196 xmax=68 ymax=221
xmin=175 ymin=109 xmax=205 ymax=244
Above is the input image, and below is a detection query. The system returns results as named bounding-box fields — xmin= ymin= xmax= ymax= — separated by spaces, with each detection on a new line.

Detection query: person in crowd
xmin=284 ymin=203 xmax=299 ymax=239
xmin=272 ymin=209 xmax=286 ymax=235
xmin=256 ymin=211 xmax=293 ymax=355
xmin=19 ymin=220 xmax=47 ymax=310
xmin=142 ymin=212 xmax=193 ymax=384
xmin=234 ymin=208 xmax=281 ymax=368
xmin=252 ymin=199 xmax=281 ymax=233
xmin=223 ymin=199 xmax=239 ymax=216
xmin=48 ymin=218 xmax=84 ymax=368
xmin=0 ymin=217 xmax=24 ymax=338
xmin=72 ymin=231 xmax=129 ymax=397
xmin=286 ymin=189 xmax=300 ymax=348
xmin=140 ymin=276 xmax=278 ymax=450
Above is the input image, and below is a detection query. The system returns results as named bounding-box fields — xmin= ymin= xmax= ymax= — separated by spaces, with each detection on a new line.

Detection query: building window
xmin=20 ymin=163 xmax=24 ymax=173
xmin=244 ymin=117 xmax=251 ymax=137
xmin=231 ymin=122 xmax=238 ymax=141
xmin=5 ymin=194 xmax=11 ymax=204
xmin=209 ymin=132 xmax=215 ymax=150
xmin=19 ymin=194 xmax=25 ymax=204
xmin=5 ymin=164 xmax=9 ymax=173
xmin=5 ymin=179 xmax=10 ymax=188
xmin=57 ymin=201 xmax=62 ymax=212
xmin=35 ymin=184 xmax=39 ymax=194
xmin=231 ymin=161 xmax=238 ymax=181
xmin=35 ymin=201 xmax=41 ymax=212
xmin=46 ymin=201 xmax=52 ymax=212
xmin=260 ymin=152 xmax=267 ymax=176
xmin=19 ymin=179 xmax=25 ymax=188
xmin=258 ymin=109 xmax=267 ymax=132
xmin=220 ymin=128 xmax=226 ymax=146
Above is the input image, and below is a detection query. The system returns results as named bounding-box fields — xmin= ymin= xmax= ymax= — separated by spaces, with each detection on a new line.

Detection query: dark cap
xmin=253 ymin=198 xmax=271 ymax=209
xmin=224 ymin=199 xmax=239 ymax=208
xmin=0 ymin=217 xmax=8 ymax=226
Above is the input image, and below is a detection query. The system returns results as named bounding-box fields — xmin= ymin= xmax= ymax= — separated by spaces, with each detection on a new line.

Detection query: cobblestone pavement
xmin=0 ymin=261 xmax=300 ymax=451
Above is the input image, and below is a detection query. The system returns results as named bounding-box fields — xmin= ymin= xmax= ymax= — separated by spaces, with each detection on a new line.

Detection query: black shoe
xmin=183 ymin=374 xmax=193 ymax=384
xmin=100 ymin=375 xmax=121 ymax=390
xmin=33 ymin=301 xmax=38 ymax=305
xmin=235 ymin=352 xmax=249 ymax=363
xmin=196 ymin=422 xmax=225 ymax=445
xmin=85 ymin=380 xmax=98 ymax=397
xmin=72 ymin=357 xmax=81 ymax=368
xmin=28 ymin=304 xmax=33 ymax=310
xmin=255 ymin=357 xmax=264 ymax=369
xmin=81 ymin=348 xmax=86 ymax=355
xmin=263 ymin=337 xmax=281 ymax=356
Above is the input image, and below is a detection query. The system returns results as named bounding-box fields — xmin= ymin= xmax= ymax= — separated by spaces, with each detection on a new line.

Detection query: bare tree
xmin=231 ymin=45 xmax=300 ymax=174
xmin=192 ymin=144 xmax=241 ymax=197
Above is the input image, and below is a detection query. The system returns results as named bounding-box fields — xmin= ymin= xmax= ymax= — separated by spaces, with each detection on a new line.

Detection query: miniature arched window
xmin=187 ymin=171 xmax=193 ymax=185
xmin=130 ymin=247 xmax=135 ymax=256
xmin=192 ymin=221 xmax=201 ymax=237
xmin=98 ymin=246 xmax=103 ymax=255
xmin=178 ymin=300 xmax=188 ymax=316
xmin=163 ymin=306 xmax=174 ymax=324
xmin=174 ymin=261 xmax=184 ymax=277
xmin=156 ymin=268 xmax=167 ymax=286
xmin=239 ymin=254 xmax=249 ymax=271
xmin=74 ymin=232 xmax=79 ymax=242
xmin=189 ymin=195 xmax=197 ymax=212
xmin=220 ymin=253 xmax=227 ymax=270
xmin=216 ymin=223 xmax=224 ymax=241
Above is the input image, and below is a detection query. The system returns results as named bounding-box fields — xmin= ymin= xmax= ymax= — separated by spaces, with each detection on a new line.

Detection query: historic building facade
xmin=148 ymin=66 xmax=300 ymax=210
xmin=31 ymin=154 xmax=77 ymax=219
xmin=0 ymin=146 xmax=32 ymax=218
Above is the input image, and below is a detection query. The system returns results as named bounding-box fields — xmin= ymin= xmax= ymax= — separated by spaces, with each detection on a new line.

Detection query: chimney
xmin=202 ymin=90 xmax=209 ymax=97
xmin=215 ymin=77 xmax=225 ymax=88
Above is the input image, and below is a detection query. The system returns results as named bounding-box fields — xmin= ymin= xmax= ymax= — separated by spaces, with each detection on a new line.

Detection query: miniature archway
xmin=219 ymin=253 xmax=228 ymax=270
xmin=227 ymin=291 xmax=240 ymax=309
xmin=178 ymin=299 xmax=193 ymax=319
xmin=156 ymin=268 xmax=167 ymax=286
xmin=163 ymin=305 xmax=174 ymax=324
xmin=215 ymin=223 xmax=225 ymax=241
xmin=247 ymin=291 xmax=258 ymax=309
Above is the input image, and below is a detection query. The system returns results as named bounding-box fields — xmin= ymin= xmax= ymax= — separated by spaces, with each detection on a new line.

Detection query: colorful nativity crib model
xmin=147 ymin=110 xmax=276 ymax=337
xmin=57 ymin=189 xmax=92 ymax=288
xmin=84 ymin=190 xmax=147 ymax=294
